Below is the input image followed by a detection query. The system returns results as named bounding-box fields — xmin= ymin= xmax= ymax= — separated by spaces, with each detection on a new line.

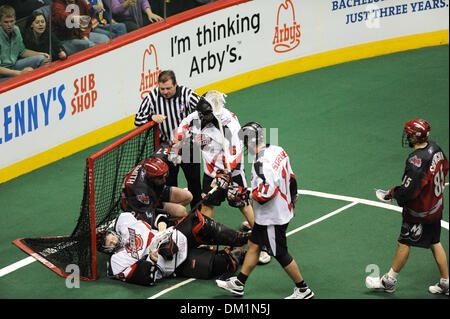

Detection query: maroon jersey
xmin=393 ymin=140 xmax=449 ymax=224
xmin=120 ymin=159 xmax=168 ymax=214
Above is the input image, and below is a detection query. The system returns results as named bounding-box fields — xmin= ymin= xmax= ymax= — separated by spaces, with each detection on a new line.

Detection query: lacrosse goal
xmin=12 ymin=121 xmax=159 ymax=281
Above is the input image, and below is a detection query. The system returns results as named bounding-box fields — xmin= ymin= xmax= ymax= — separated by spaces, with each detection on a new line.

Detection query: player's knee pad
xmin=194 ymin=213 xmax=248 ymax=247
xmin=275 ymin=253 xmax=293 ymax=268
xmin=176 ymin=247 xmax=216 ymax=279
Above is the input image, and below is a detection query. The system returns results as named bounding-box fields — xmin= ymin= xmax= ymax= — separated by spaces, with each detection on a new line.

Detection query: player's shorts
xmin=249 ymin=222 xmax=289 ymax=257
xmin=202 ymin=171 xmax=248 ymax=208
xmin=158 ymin=185 xmax=172 ymax=209
xmin=397 ymin=218 xmax=441 ymax=248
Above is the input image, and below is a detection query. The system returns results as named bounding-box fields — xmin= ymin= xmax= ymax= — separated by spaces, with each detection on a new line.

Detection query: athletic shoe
xmin=429 ymin=279 xmax=449 ymax=296
xmin=381 ymin=273 xmax=397 ymax=293
xmin=365 ymin=274 xmax=397 ymax=293
xmin=216 ymin=276 xmax=245 ymax=296
xmin=258 ymin=251 xmax=271 ymax=264
xmin=285 ymin=287 xmax=315 ymax=299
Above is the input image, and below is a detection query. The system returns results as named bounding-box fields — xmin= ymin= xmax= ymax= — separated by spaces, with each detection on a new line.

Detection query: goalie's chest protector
xmin=110 ymin=213 xmax=157 ymax=274
xmin=110 ymin=213 xmax=188 ymax=277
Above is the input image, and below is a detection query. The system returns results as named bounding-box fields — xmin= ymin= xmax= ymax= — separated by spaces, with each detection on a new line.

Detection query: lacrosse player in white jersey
xmin=216 ymin=122 xmax=315 ymax=299
xmin=96 ymin=209 xmax=248 ymax=286
xmin=173 ymin=90 xmax=255 ymax=229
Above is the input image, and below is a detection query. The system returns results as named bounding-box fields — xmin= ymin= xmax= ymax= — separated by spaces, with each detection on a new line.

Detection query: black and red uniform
xmin=392 ymin=140 xmax=449 ymax=247
xmin=120 ymin=160 xmax=171 ymax=218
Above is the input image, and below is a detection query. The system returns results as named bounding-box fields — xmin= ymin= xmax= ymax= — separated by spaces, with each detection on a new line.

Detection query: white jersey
xmin=175 ymin=108 xmax=244 ymax=178
xmin=251 ymin=145 xmax=296 ymax=225
xmin=108 ymin=213 xmax=188 ymax=280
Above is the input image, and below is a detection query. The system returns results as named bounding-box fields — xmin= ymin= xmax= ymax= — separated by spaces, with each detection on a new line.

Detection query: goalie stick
xmin=204 ymin=91 xmax=232 ymax=173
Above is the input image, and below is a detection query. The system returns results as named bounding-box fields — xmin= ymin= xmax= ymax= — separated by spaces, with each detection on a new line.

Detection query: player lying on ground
xmin=367 ymin=119 xmax=449 ymax=296
xmin=96 ymin=209 xmax=248 ymax=286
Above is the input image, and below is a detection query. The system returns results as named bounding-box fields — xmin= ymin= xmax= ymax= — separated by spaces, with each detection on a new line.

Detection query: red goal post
xmin=13 ymin=121 xmax=160 ymax=281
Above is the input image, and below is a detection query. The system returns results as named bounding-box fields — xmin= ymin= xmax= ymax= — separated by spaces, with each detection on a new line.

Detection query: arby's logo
xmin=273 ymin=0 xmax=301 ymax=53
xmin=139 ymin=44 xmax=162 ymax=99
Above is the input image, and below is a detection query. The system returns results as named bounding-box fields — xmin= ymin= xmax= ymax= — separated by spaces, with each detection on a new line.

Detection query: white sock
xmin=388 ymin=268 xmax=398 ymax=279
xmin=440 ymin=278 xmax=449 ymax=286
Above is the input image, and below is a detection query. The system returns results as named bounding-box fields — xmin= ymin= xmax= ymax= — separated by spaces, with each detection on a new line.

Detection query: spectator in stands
xmin=0 ymin=5 xmax=50 ymax=82
xmin=23 ymin=12 xmax=68 ymax=61
xmin=51 ymin=0 xmax=110 ymax=56
xmin=88 ymin=0 xmax=127 ymax=39
xmin=3 ymin=0 xmax=51 ymax=20
xmin=104 ymin=0 xmax=162 ymax=33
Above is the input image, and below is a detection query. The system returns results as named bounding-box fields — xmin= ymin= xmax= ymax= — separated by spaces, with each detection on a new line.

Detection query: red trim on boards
xmin=0 ymin=0 xmax=251 ymax=94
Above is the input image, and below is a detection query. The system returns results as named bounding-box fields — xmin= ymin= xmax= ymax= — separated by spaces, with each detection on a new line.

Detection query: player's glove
xmin=149 ymin=226 xmax=174 ymax=253
xmin=167 ymin=141 xmax=182 ymax=166
xmin=227 ymin=182 xmax=250 ymax=207
xmin=211 ymin=169 xmax=231 ymax=190
xmin=375 ymin=186 xmax=397 ymax=203
xmin=158 ymin=236 xmax=178 ymax=260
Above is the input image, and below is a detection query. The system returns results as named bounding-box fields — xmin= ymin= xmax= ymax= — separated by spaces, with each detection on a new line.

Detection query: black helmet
xmin=239 ymin=122 xmax=264 ymax=153
xmin=196 ymin=97 xmax=213 ymax=116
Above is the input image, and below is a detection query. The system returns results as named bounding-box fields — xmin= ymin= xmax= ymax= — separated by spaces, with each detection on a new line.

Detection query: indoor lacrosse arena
xmin=0 ymin=0 xmax=448 ymax=308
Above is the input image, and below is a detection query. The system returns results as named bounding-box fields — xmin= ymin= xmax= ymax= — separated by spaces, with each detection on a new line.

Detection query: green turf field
xmin=0 ymin=45 xmax=448 ymax=302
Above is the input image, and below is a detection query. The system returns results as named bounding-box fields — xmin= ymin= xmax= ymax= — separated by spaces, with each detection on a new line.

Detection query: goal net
xmin=12 ymin=121 xmax=159 ymax=281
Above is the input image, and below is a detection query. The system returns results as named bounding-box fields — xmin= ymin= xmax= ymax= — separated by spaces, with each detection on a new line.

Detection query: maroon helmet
xmin=402 ymin=119 xmax=431 ymax=147
xmin=144 ymin=157 xmax=169 ymax=179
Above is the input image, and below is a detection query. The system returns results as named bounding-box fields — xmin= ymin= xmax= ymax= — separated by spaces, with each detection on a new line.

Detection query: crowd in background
xmin=0 ymin=0 xmax=218 ymax=83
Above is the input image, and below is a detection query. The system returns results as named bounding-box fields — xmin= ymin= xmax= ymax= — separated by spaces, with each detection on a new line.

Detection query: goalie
xmin=96 ymin=209 xmax=248 ymax=286
xmin=173 ymin=90 xmax=255 ymax=230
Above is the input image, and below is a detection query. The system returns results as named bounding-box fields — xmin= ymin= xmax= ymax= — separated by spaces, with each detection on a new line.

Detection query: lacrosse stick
xmin=185 ymin=185 xmax=219 ymax=215
xmin=204 ymin=91 xmax=232 ymax=173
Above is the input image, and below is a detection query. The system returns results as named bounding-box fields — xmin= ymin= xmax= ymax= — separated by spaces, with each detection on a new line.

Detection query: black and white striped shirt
xmin=135 ymin=85 xmax=200 ymax=142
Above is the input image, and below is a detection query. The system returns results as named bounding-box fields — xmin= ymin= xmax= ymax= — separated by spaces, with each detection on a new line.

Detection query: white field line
xmin=147 ymin=199 xmax=359 ymax=299
xmin=299 ymin=189 xmax=449 ymax=230
xmin=0 ymin=256 xmax=35 ymax=278
xmin=148 ymin=278 xmax=197 ymax=299
xmin=1 ymin=188 xmax=448 ymax=281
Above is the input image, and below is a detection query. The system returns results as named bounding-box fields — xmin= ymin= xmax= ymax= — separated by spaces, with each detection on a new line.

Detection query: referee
xmin=135 ymin=70 xmax=202 ymax=209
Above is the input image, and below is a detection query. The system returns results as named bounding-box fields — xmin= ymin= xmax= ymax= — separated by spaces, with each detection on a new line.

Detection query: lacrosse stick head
xmin=202 ymin=90 xmax=227 ymax=120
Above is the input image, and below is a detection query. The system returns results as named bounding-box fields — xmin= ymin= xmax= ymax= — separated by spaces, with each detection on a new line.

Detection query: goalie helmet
xmin=196 ymin=95 xmax=214 ymax=122
xmin=239 ymin=122 xmax=264 ymax=154
xmin=402 ymin=119 xmax=430 ymax=148
xmin=144 ymin=157 xmax=169 ymax=180
xmin=96 ymin=230 xmax=127 ymax=254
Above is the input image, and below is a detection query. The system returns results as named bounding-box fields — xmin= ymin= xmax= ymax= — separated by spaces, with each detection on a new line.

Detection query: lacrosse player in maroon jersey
xmin=367 ymin=119 xmax=449 ymax=295
xmin=121 ymin=157 xmax=193 ymax=220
